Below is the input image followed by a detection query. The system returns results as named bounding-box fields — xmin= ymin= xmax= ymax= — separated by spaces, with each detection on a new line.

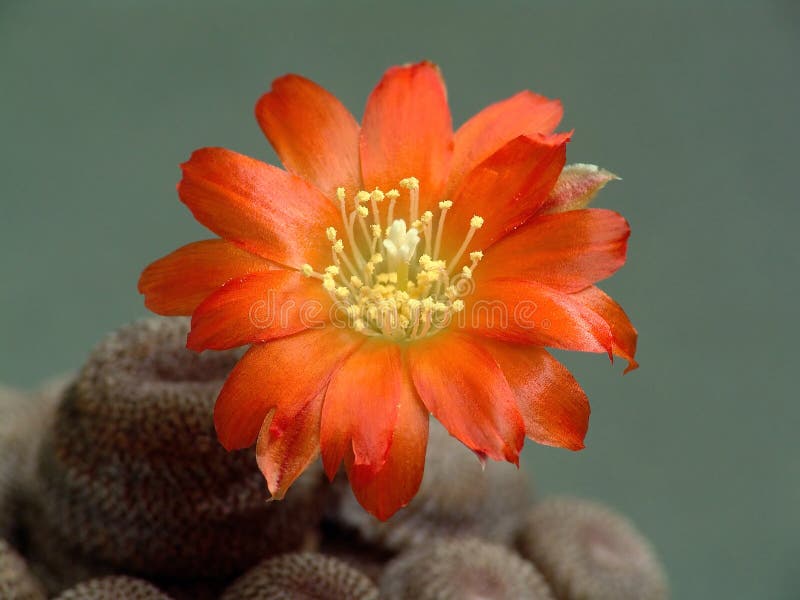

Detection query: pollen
xmin=304 ymin=178 xmax=485 ymax=341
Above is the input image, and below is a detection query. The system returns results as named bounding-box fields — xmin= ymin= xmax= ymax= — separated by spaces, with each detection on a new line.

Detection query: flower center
xmin=302 ymin=178 xmax=484 ymax=341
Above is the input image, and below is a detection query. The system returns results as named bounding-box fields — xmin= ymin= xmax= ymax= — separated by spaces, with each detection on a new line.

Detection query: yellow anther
xmin=385 ymin=189 xmax=400 ymax=200
xmin=356 ymin=190 xmax=371 ymax=204
xmin=353 ymin=318 xmax=365 ymax=331
xmin=326 ymin=227 xmax=337 ymax=242
xmin=470 ymin=215 xmax=485 ymax=229
xmin=469 ymin=251 xmax=484 ymax=262
xmin=439 ymin=200 xmax=453 ymax=210
xmin=399 ymin=177 xmax=419 ymax=190
xmin=333 ymin=239 xmax=345 ymax=253
xmin=370 ymin=189 xmax=385 ymax=202
xmin=411 ymin=219 xmax=422 ymax=230
xmin=370 ymin=224 xmax=382 ymax=238
xmin=336 ymin=187 xmax=346 ymax=202
xmin=325 ymin=265 xmax=340 ymax=276
xmin=421 ymin=210 xmax=433 ymax=224
xmin=350 ymin=276 xmax=364 ymax=287
xmin=370 ymin=253 xmax=383 ymax=264
xmin=335 ymin=286 xmax=350 ymax=299
xmin=452 ymin=299 xmax=465 ymax=312
xmin=322 ymin=276 xmax=336 ymax=291
xmin=461 ymin=266 xmax=473 ymax=279
xmin=301 ymin=264 xmax=314 ymax=277
xmin=357 ymin=205 xmax=369 ymax=218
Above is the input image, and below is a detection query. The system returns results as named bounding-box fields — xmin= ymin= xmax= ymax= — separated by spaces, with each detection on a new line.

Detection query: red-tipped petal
xmin=407 ymin=332 xmax=524 ymax=463
xmin=485 ymin=340 xmax=589 ymax=450
xmin=187 ymin=270 xmax=330 ymax=351
xmin=445 ymin=133 xmax=569 ymax=255
xmin=466 ymin=278 xmax=613 ymax=355
xmin=214 ymin=327 xmax=362 ymax=451
xmin=256 ymin=74 xmax=361 ymax=199
xmin=360 ymin=61 xmax=452 ymax=214
xmin=540 ymin=163 xmax=619 ymax=214
xmin=572 ymin=286 xmax=639 ymax=373
xmin=138 ymin=239 xmax=274 ymax=316
xmin=320 ymin=340 xmax=403 ymax=480
xmin=255 ymin=393 xmax=321 ymax=501
xmin=479 ymin=208 xmax=630 ymax=293
xmin=178 ymin=147 xmax=340 ymax=268
xmin=346 ymin=368 xmax=429 ymax=521
xmin=450 ymin=90 xmax=563 ymax=191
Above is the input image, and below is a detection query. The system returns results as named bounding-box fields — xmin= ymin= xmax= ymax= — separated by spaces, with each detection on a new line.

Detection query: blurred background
xmin=1 ymin=2 xmax=798 ymax=597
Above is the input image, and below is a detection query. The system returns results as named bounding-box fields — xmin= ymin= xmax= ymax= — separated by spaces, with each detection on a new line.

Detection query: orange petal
xmin=479 ymin=208 xmax=630 ymax=292
xmin=187 ymin=270 xmax=330 ymax=351
xmin=214 ymin=327 xmax=362 ymax=451
xmin=346 ymin=368 xmax=429 ymax=521
xmin=178 ymin=147 xmax=341 ymax=268
xmin=255 ymin=394 xmax=322 ymax=500
xmin=255 ymin=74 xmax=361 ymax=199
xmin=445 ymin=133 xmax=569 ymax=255
xmin=572 ymin=286 xmax=639 ymax=373
xmin=449 ymin=90 xmax=563 ymax=192
xmin=540 ymin=163 xmax=619 ymax=214
xmin=485 ymin=340 xmax=589 ymax=450
xmin=320 ymin=340 xmax=404 ymax=480
xmin=466 ymin=278 xmax=613 ymax=355
xmin=360 ymin=61 xmax=452 ymax=214
xmin=407 ymin=332 xmax=524 ymax=463
xmin=138 ymin=239 xmax=274 ymax=316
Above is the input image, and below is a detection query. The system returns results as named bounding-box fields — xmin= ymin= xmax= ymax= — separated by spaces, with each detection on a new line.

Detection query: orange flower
xmin=139 ymin=62 xmax=637 ymax=520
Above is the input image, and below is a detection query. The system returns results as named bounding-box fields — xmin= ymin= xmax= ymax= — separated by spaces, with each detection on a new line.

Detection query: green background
xmin=1 ymin=2 xmax=798 ymax=598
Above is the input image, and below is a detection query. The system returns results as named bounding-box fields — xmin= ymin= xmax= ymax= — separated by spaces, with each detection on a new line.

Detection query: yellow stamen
xmin=306 ymin=178 xmax=485 ymax=341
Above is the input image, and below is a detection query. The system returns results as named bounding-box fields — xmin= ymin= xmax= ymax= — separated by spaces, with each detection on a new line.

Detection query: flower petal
xmin=572 ymin=286 xmax=639 ymax=373
xmin=256 ymin=406 xmax=320 ymax=501
xmin=138 ymin=239 xmax=274 ymax=316
xmin=214 ymin=327 xmax=362 ymax=452
xmin=178 ymin=147 xmax=340 ymax=268
xmin=485 ymin=340 xmax=589 ymax=450
xmin=346 ymin=368 xmax=429 ymax=521
xmin=187 ymin=270 xmax=330 ymax=351
xmin=255 ymin=74 xmax=361 ymax=199
xmin=449 ymin=90 xmax=563 ymax=192
xmin=320 ymin=339 xmax=403 ymax=480
xmin=540 ymin=163 xmax=619 ymax=214
xmin=407 ymin=332 xmax=524 ymax=463
xmin=478 ymin=208 xmax=630 ymax=292
xmin=360 ymin=61 xmax=453 ymax=214
xmin=465 ymin=277 xmax=613 ymax=355
xmin=445 ymin=133 xmax=569 ymax=255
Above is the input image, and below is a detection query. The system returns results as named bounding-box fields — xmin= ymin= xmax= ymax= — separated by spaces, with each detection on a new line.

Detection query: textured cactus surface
xmin=517 ymin=497 xmax=669 ymax=600
xmin=54 ymin=576 xmax=173 ymax=599
xmin=0 ymin=539 xmax=47 ymax=600
xmin=24 ymin=318 xmax=327 ymax=583
xmin=220 ymin=552 xmax=379 ymax=600
xmin=380 ymin=537 xmax=555 ymax=600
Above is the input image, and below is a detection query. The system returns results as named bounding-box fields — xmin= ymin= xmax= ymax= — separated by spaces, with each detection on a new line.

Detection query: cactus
xmin=516 ymin=497 xmax=668 ymax=600
xmin=220 ymin=553 xmax=379 ymax=600
xmin=380 ymin=537 xmax=555 ymax=600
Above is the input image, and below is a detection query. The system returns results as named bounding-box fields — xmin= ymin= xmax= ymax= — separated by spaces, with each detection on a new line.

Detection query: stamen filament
xmin=448 ymin=215 xmax=484 ymax=275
